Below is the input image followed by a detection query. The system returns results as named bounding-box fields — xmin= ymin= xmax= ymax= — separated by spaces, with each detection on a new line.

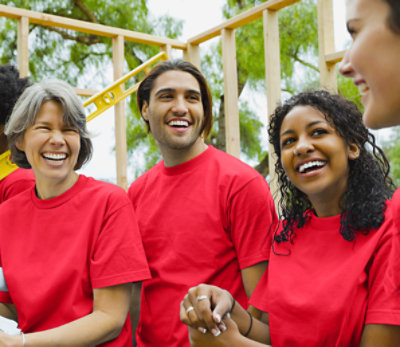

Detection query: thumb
xmin=212 ymin=300 xmax=232 ymax=324
xmin=223 ymin=315 xmax=239 ymax=330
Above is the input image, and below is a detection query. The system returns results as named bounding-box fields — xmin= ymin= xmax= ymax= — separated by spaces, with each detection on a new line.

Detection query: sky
xmin=78 ymin=0 xmax=355 ymax=184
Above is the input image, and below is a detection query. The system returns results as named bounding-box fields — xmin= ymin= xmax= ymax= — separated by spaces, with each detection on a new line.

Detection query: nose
xmin=49 ymin=130 xmax=66 ymax=146
xmin=293 ymin=136 xmax=314 ymax=157
xmin=171 ymin=96 xmax=188 ymax=115
xmin=338 ymin=49 xmax=354 ymax=78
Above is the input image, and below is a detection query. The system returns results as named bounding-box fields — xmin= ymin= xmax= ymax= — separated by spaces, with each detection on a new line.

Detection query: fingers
xmin=212 ymin=289 xmax=234 ymax=324
xmin=180 ymin=293 xmax=208 ymax=334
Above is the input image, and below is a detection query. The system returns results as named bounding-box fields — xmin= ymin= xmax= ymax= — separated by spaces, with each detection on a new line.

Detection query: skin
xmin=141 ymin=70 xmax=208 ymax=167
xmin=16 ymin=100 xmax=80 ymax=199
xmin=279 ymin=105 xmax=359 ymax=217
xmin=339 ymin=0 xmax=400 ymax=129
xmin=0 ymin=101 xmax=133 ymax=346
xmin=0 ymin=284 xmax=132 ymax=347
xmin=180 ymin=106 xmax=400 ymax=346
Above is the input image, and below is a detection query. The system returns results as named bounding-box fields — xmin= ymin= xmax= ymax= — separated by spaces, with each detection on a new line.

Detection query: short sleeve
xmin=365 ymin=214 xmax=400 ymax=325
xmin=0 ymin=255 xmax=11 ymax=303
xmin=90 ymin=192 xmax=151 ymax=288
xmin=229 ymin=176 xmax=278 ymax=269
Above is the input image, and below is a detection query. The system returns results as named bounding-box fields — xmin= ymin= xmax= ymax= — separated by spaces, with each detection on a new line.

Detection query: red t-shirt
xmin=129 ymin=146 xmax=277 ymax=346
xmin=250 ymin=209 xmax=400 ymax=346
xmin=0 ymin=175 xmax=150 ymax=346
xmin=386 ymin=188 xmax=400 ymax=303
xmin=0 ymin=168 xmax=35 ymax=203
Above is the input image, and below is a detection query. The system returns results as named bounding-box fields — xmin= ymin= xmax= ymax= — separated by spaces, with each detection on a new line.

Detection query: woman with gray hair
xmin=0 ymin=80 xmax=150 ymax=346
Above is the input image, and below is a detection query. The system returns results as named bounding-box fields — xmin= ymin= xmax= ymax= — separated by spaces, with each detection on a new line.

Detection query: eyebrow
xmin=154 ymin=88 xmax=201 ymax=97
xmin=280 ymin=120 xmax=323 ymax=137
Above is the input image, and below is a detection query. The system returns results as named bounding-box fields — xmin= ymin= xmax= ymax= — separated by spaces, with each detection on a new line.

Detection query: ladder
xmin=0 ymin=51 xmax=168 ymax=180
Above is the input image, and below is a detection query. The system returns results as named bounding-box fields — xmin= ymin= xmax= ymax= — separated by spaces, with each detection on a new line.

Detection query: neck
xmin=35 ymin=172 xmax=79 ymax=199
xmin=161 ymin=139 xmax=208 ymax=167
xmin=310 ymin=195 xmax=342 ymax=217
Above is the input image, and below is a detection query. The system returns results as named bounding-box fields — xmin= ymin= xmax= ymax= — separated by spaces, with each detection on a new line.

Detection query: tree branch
xmin=72 ymin=0 xmax=99 ymax=23
xmin=289 ymin=51 xmax=319 ymax=72
xmin=41 ymin=26 xmax=101 ymax=45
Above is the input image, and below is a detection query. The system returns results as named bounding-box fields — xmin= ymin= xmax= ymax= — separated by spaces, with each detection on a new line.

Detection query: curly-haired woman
xmin=180 ymin=91 xmax=400 ymax=346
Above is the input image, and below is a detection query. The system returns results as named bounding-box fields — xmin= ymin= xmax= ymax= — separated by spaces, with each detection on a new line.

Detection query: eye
xmin=35 ymin=126 xmax=50 ymax=131
xmin=187 ymin=94 xmax=200 ymax=102
xmin=281 ymin=137 xmax=295 ymax=148
xmin=63 ymin=127 xmax=78 ymax=133
xmin=159 ymin=93 xmax=173 ymax=100
xmin=311 ymin=128 xmax=328 ymax=136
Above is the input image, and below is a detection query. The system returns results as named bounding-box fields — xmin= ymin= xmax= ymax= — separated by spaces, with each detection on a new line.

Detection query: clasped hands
xmin=179 ymin=284 xmax=241 ymax=346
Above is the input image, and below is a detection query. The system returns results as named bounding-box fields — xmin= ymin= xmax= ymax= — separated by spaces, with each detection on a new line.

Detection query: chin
xmin=363 ymin=107 xmax=400 ymax=130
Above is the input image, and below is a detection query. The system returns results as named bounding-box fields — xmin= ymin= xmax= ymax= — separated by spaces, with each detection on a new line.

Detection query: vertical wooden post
xmin=17 ymin=16 xmax=29 ymax=77
xmin=264 ymin=9 xmax=281 ymax=204
xmin=112 ymin=35 xmax=127 ymax=190
xmin=161 ymin=44 xmax=172 ymax=59
xmin=317 ymin=0 xmax=337 ymax=92
xmin=183 ymin=43 xmax=200 ymax=70
xmin=221 ymin=28 xmax=240 ymax=158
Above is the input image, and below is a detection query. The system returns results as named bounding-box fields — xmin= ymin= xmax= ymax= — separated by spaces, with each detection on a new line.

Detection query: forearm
xmin=22 ymin=309 xmax=126 ymax=347
xmin=129 ymin=282 xmax=142 ymax=346
xmin=0 ymin=303 xmax=17 ymax=321
xmin=231 ymin=301 xmax=270 ymax=344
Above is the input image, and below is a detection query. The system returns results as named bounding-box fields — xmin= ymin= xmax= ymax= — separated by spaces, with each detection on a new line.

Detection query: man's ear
xmin=348 ymin=143 xmax=360 ymax=160
xmin=141 ymin=101 xmax=149 ymax=122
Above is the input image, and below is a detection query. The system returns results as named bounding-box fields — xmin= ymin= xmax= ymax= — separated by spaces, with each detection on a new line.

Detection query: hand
xmin=180 ymin=284 xmax=234 ymax=336
xmin=189 ymin=315 xmax=242 ymax=347
xmin=0 ymin=331 xmax=21 ymax=347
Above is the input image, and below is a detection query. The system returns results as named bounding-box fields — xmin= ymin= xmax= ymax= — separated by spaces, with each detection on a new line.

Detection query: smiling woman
xmin=179 ymin=90 xmax=400 ymax=347
xmin=0 ymin=80 xmax=150 ymax=346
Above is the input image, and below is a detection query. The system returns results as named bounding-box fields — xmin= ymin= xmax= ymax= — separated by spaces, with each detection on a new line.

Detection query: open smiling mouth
xmin=297 ymin=160 xmax=327 ymax=174
xmin=168 ymin=120 xmax=190 ymax=129
xmin=42 ymin=153 xmax=67 ymax=161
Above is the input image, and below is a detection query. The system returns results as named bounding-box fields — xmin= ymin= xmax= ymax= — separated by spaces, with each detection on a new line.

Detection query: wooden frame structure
xmin=0 ymin=0 xmax=344 ymax=192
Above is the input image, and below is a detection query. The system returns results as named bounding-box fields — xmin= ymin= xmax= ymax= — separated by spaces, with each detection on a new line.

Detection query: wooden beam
xmin=73 ymin=87 xmax=98 ymax=97
xmin=0 ymin=4 xmax=186 ymax=49
xmin=263 ymin=9 xmax=281 ymax=202
xmin=325 ymin=50 xmax=345 ymax=65
xmin=17 ymin=16 xmax=29 ymax=77
xmin=317 ymin=0 xmax=337 ymax=91
xmin=183 ymin=44 xmax=200 ymax=70
xmin=161 ymin=44 xmax=172 ymax=59
xmin=222 ymin=28 xmax=240 ymax=158
xmin=112 ymin=35 xmax=128 ymax=190
xmin=188 ymin=0 xmax=300 ymax=45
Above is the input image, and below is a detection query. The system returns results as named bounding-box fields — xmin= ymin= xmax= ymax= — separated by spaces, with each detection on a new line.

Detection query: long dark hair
xmin=269 ymin=90 xmax=395 ymax=243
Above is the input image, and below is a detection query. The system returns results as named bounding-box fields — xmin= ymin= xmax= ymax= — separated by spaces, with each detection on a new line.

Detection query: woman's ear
xmin=348 ymin=143 xmax=360 ymax=160
xmin=16 ymin=138 xmax=25 ymax=152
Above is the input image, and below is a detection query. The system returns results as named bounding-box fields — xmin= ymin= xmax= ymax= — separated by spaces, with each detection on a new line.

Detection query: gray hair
xmin=5 ymin=80 xmax=92 ymax=170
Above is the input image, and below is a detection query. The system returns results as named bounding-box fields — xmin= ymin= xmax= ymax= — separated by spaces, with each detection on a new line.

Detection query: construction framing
xmin=0 ymin=0 xmax=344 ymax=192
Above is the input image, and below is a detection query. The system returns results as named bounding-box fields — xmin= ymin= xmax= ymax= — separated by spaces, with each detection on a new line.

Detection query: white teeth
xmin=169 ymin=120 xmax=189 ymax=127
xmin=298 ymin=161 xmax=325 ymax=173
xmin=358 ymin=82 xmax=370 ymax=94
xmin=42 ymin=153 xmax=67 ymax=161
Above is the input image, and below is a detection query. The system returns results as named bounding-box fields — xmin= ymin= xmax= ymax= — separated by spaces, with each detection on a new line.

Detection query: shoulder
xmin=207 ymin=146 xmax=263 ymax=180
xmin=128 ymin=162 xmax=162 ymax=195
xmin=79 ymin=175 xmax=130 ymax=207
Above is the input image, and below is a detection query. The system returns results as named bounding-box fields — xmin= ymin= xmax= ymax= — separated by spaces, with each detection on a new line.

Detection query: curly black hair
xmin=0 ymin=65 xmax=31 ymax=126
xmin=268 ymin=90 xmax=395 ymax=243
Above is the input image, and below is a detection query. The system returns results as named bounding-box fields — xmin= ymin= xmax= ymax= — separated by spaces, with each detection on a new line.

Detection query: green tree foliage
xmin=203 ymin=0 xmax=321 ymax=175
xmin=382 ymin=127 xmax=400 ymax=187
xmin=0 ymin=0 xmax=182 ymax=176
xmin=0 ymin=0 xmax=366 ymax=179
